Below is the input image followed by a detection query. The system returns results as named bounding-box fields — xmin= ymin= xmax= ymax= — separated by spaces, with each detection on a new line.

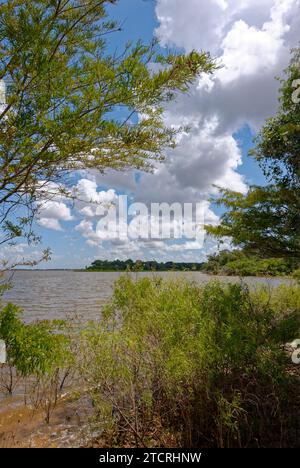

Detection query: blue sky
xmin=4 ymin=0 xmax=299 ymax=269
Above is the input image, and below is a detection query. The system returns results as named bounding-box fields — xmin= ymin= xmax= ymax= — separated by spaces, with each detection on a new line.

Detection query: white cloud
xmin=75 ymin=219 xmax=95 ymax=238
xmin=155 ymin=0 xmax=298 ymax=54
xmin=37 ymin=200 xmax=73 ymax=231
xmin=73 ymin=178 xmax=118 ymax=217
xmin=155 ymin=0 xmax=299 ymax=132
xmin=38 ymin=201 xmax=73 ymax=221
xmin=75 ymin=178 xmax=117 ymax=205
xmin=38 ymin=218 xmax=63 ymax=231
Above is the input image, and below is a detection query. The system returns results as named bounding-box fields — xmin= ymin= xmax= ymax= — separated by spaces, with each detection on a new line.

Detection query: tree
xmin=206 ymin=48 xmax=300 ymax=261
xmin=0 ymin=0 xmax=216 ymax=248
xmin=251 ymin=47 xmax=300 ymax=188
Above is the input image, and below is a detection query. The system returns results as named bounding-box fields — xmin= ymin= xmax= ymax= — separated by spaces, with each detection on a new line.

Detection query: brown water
xmin=2 ymin=270 xmax=292 ymax=322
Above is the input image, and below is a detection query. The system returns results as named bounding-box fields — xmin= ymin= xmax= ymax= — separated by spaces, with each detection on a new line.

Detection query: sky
xmin=3 ymin=0 xmax=300 ymax=268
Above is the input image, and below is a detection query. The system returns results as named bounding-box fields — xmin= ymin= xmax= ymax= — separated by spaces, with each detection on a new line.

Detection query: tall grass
xmin=80 ymin=277 xmax=300 ymax=448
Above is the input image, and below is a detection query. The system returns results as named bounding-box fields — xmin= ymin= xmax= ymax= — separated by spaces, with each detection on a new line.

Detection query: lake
xmin=2 ymin=270 xmax=293 ymax=322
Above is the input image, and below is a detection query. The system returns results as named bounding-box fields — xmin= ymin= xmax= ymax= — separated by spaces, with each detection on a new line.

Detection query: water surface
xmin=2 ymin=270 xmax=292 ymax=322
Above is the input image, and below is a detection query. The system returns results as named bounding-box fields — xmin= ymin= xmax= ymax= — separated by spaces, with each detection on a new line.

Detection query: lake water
xmin=1 ymin=270 xmax=293 ymax=322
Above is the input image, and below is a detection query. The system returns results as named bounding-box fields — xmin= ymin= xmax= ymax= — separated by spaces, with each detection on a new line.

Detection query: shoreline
xmin=8 ymin=268 xmax=296 ymax=279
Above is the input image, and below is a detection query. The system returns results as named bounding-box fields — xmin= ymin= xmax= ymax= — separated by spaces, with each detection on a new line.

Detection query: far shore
xmin=9 ymin=268 xmax=296 ymax=279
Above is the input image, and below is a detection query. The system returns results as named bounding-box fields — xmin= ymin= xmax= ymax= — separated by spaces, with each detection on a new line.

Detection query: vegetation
xmin=0 ymin=303 xmax=73 ymax=422
xmin=86 ymin=259 xmax=204 ymax=272
xmin=86 ymin=254 xmax=299 ymax=276
xmin=0 ymin=0 xmax=215 ymax=249
xmin=202 ymin=250 xmax=299 ymax=277
xmin=0 ymin=276 xmax=299 ymax=446
xmin=80 ymin=276 xmax=300 ymax=448
xmin=206 ymin=49 xmax=300 ymax=261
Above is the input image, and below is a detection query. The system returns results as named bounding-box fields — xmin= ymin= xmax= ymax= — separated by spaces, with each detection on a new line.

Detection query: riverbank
xmin=0 ymin=389 xmax=96 ymax=448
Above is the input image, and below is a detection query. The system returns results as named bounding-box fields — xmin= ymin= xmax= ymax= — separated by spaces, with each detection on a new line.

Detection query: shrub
xmin=80 ymin=276 xmax=300 ymax=448
xmin=0 ymin=303 xmax=71 ymax=376
xmin=293 ymin=269 xmax=300 ymax=281
xmin=202 ymin=250 xmax=297 ymax=276
xmin=0 ymin=303 xmax=73 ymax=422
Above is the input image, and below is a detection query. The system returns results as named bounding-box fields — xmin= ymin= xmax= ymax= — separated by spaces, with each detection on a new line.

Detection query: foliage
xmin=206 ymin=49 xmax=300 ymax=260
xmin=0 ymin=303 xmax=71 ymax=376
xmin=293 ymin=268 xmax=300 ymax=281
xmin=0 ymin=0 xmax=216 ymax=246
xmin=86 ymin=258 xmax=204 ymax=272
xmin=251 ymin=47 xmax=300 ymax=188
xmin=80 ymin=276 xmax=300 ymax=448
xmin=0 ymin=302 xmax=73 ymax=421
xmin=202 ymin=249 xmax=298 ymax=276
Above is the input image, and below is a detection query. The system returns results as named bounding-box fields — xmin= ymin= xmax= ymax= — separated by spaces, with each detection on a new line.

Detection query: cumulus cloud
xmin=37 ymin=200 xmax=73 ymax=231
xmin=36 ymin=179 xmax=118 ymax=231
xmin=74 ymin=178 xmax=118 ymax=217
xmin=155 ymin=0 xmax=299 ymax=132
xmin=155 ymin=0 xmax=298 ymax=54
xmin=75 ymin=179 xmax=117 ymax=205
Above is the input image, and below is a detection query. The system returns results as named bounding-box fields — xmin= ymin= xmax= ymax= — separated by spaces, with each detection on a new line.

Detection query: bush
xmin=80 ymin=276 xmax=300 ymax=448
xmin=0 ymin=303 xmax=73 ymax=422
xmin=0 ymin=303 xmax=71 ymax=377
xmin=202 ymin=250 xmax=297 ymax=276
xmin=293 ymin=269 xmax=300 ymax=281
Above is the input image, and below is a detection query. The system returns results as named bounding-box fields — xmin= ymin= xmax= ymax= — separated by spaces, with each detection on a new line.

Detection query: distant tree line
xmin=86 ymin=252 xmax=299 ymax=276
xmin=86 ymin=259 xmax=204 ymax=272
